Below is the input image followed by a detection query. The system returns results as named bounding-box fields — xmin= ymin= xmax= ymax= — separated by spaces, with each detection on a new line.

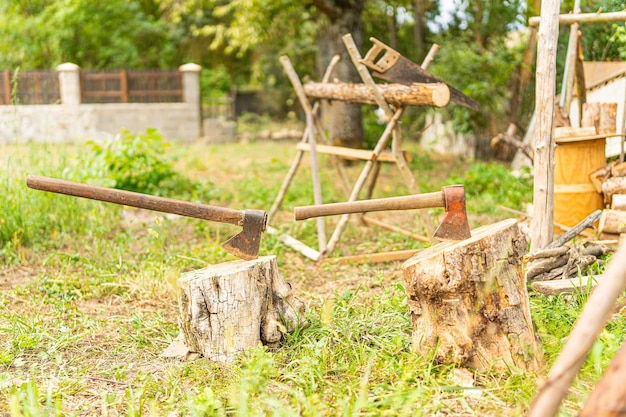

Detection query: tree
xmin=312 ymin=0 xmax=366 ymax=148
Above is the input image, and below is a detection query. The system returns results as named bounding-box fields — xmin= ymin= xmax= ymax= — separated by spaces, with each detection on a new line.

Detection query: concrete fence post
xmin=179 ymin=63 xmax=202 ymax=106
xmin=56 ymin=63 xmax=81 ymax=106
xmin=179 ymin=63 xmax=202 ymax=140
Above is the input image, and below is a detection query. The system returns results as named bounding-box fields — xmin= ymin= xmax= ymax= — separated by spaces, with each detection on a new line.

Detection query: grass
xmin=0 ymin=134 xmax=623 ymax=416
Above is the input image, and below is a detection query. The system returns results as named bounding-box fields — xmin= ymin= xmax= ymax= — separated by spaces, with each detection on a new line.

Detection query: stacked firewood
xmin=525 ymin=243 xmax=608 ymax=282
xmin=591 ymin=161 xmax=626 ymax=240
xmin=524 ymin=209 xmax=608 ymax=283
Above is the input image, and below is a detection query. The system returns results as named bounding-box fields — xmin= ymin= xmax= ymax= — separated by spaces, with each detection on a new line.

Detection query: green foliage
xmin=446 ymin=163 xmax=533 ymax=213
xmin=201 ymin=64 xmax=232 ymax=98
xmin=70 ymin=128 xmax=210 ymax=200
xmin=430 ymin=38 xmax=520 ymax=135
xmin=0 ymin=0 xmax=185 ymax=70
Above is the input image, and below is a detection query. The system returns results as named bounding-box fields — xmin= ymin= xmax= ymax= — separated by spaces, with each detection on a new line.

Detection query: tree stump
xmin=402 ymin=219 xmax=542 ymax=372
xmin=176 ymin=256 xmax=305 ymax=362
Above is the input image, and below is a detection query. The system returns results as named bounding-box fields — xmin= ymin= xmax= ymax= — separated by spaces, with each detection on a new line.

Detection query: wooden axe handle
xmin=295 ymin=191 xmax=444 ymax=220
xmin=26 ymin=175 xmax=244 ymax=226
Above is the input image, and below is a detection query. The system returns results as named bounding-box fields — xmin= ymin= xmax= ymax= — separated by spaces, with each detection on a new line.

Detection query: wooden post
xmin=402 ymin=219 xmax=542 ymax=372
xmin=530 ymin=0 xmax=560 ymax=252
xmin=529 ymin=10 xmax=626 ymax=26
xmin=120 ymin=69 xmax=128 ymax=103
xmin=176 ymin=256 xmax=305 ymax=362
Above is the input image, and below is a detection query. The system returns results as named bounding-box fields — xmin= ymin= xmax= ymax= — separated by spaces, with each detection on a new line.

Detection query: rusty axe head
xmin=433 ymin=185 xmax=471 ymax=241
xmin=222 ymin=209 xmax=268 ymax=260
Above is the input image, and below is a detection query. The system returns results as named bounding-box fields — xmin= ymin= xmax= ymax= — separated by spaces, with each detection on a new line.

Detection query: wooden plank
xmin=554 ymin=126 xmax=596 ymax=140
xmin=266 ymin=226 xmax=320 ymax=261
xmin=531 ymin=275 xmax=604 ymax=296
xmin=324 ymin=249 xmax=420 ymax=265
xmin=295 ymin=142 xmax=399 ymax=162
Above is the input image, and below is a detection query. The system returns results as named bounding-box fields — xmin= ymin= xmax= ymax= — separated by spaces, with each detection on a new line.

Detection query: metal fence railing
xmin=81 ymin=69 xmax=183 ymax=103
xmin=0 ymin=70 xmax=60 ymax=105
xmin=0 ymin=69 xmax=184 ymax=105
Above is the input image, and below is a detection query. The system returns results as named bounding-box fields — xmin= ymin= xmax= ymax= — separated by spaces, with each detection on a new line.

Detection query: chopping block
xmin=163 ymin=256 xmax=305 ymax=362
xmin=402 ymin=219 xmax=543 ymax=372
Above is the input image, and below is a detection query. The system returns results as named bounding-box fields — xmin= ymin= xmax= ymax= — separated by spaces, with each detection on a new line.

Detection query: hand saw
xmin=360 ymin=37 xmax=480 ymax=111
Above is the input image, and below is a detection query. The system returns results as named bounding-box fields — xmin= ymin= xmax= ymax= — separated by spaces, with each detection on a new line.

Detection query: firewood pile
xmin=591 ymin=160 xmax=626 ymax=240
xmin=524 ymin=209 xmax=608 ymax=285
xmin=525 ymin=243 xmax=609 ymax=282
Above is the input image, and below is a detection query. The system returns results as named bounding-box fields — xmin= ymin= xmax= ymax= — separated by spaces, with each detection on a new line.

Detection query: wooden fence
xmin=1 ymin=70 xmax=60 ymax=105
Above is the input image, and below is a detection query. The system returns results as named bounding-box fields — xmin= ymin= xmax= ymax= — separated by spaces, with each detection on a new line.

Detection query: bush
xmin=67 ymin=128 xmax=210 ymax=200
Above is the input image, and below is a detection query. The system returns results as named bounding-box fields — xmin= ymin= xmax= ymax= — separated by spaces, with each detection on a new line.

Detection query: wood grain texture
xmin=177 ymin=256 xmax=304 ymax=362
xmin=402 ymin=219 xmax=542 ymax=372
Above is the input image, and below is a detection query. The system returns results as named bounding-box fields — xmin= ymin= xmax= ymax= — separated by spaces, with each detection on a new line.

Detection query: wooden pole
xmin=559 ymin=1 xmax=580 ymax=111
xmin=530 ymin=0 xmax=560 ymax=252
xmin=529 ymin=10 xmax=626 ymax=26
xmin=528 ymin=241 xmax=626 ymax=417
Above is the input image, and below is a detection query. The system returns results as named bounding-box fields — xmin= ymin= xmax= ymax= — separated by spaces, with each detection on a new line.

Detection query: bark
xmin=303 ymin=81 xmax=450 ymax=108
xmin=602 ymin=177 xmax=626 ymax=205
xmin=531 ymin=0 xmax=560 ymax=252
xmin=402 ymin=219 xmax=542 ymax=372
xmin=413 ymin=0 xmax=426 ymax=57
xmin=313 ymin=0 xmax=365 ymax=149
xmin=599 ymin=209 xmax=626 ymax=235
xmin=177 ymin=256 xmax=305 ymax=362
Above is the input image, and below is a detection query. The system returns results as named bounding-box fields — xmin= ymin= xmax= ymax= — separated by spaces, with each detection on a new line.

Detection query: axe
xmin=26 ymin=175 xmax=267 ymax=260
xmin=294 ymin=185 xmax=471 ymax=241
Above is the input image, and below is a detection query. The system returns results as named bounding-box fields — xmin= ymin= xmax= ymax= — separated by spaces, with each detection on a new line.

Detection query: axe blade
xmin=433 ymin=185 xmax=471 ymax=241
xmin=221 ymin=209 xmax=267 ymax=260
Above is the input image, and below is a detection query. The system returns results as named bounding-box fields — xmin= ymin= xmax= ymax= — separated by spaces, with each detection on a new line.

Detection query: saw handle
xmin=294 ymin=191 xmax=444 ymax=221
xmin=26 ymin=175 xmax=244 ymax=226
xmin=360 ymin=37 xmax=400 ymax=73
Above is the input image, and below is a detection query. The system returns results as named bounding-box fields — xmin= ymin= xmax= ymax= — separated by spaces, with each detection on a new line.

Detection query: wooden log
xmin=303 ymin=81 xmax=450 ymax=108
xmin=603 ymin=176 xmax=626 ymax=205
xmin=612 ymin=194 xmax=626 ymax=211
xmin=402 ymin=219 xmax=542 ymax=372
xmin=554 ymin=126 xmax=597 ymax=141
xmin=177 ymin=256 xmax=305 ymax=362
xmin=611 ymin=162 xmax=626 ymax=178
xmin=599 ymin=102 xmax=617 ymax=135
xmin=579 ymin=339 xmax=626 ymax=417
xmin=532 ymin=274 xmax=604 ymax=296
xmin=294 ymin=142 xmax=402 ymax=163
xmin=590 ymin=163 xmax=614 ymax=194
xmin=599 ymin=209 xmax=626 ymax=235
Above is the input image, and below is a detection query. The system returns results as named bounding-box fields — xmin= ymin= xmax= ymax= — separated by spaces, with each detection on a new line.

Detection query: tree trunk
xmin=176 ymin=256 xmax=305 ymax=362
xmin=303 ymin=81 xmax=450 ymax=107
xmin=413 ymin=0 xmax=426 ymax=58
xmin=402 ymin=219 xmax=542 ymax=372
xmin=313 ymin=0 xmax=365 ymax=149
